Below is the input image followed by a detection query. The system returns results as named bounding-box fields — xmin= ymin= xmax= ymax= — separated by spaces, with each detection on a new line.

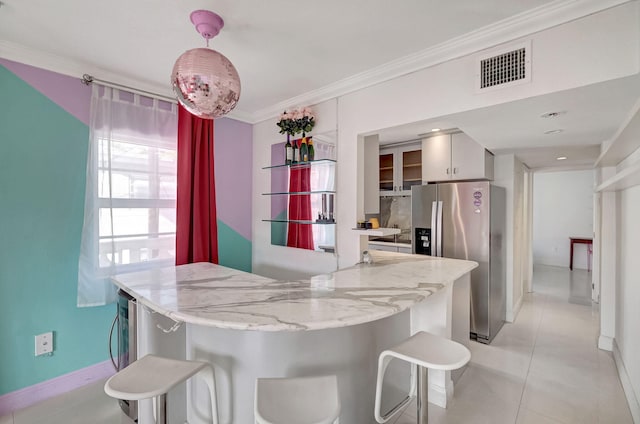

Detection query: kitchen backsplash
xmin=380 ymin=196 xmax=411 ymax=242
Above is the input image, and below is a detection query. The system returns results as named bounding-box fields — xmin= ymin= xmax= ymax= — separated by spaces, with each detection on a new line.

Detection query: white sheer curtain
xmin=78 ymin=85 xmax=178 ymax=306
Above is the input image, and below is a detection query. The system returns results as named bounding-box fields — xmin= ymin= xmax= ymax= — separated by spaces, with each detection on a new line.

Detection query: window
xmin=97 ymin=137 xmax=177 ymax=268
xmin=78 ymin=86 xmax=178 ymax=306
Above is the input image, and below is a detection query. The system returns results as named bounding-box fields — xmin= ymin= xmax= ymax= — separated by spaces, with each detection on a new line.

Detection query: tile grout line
xmin=513 ymin=292 xmax=549 ymax=423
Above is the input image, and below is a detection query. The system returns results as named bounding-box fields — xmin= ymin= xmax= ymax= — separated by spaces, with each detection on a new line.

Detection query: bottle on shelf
xmin=329 ymin=193 xmax=335 ymax=222
xmin=285 ymin=136 xmax=293 ymax=165
xmin=300 ymin=136 xmax=309 ymax=162
xmin=308 ymin=136 xmax=315 ymax=161
xmin=292 ymin=139 xmax=299 ymax=164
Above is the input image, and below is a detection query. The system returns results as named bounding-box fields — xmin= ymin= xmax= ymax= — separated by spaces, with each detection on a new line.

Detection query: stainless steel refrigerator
xmin=411 ymin=182 xmax=506 ymax=344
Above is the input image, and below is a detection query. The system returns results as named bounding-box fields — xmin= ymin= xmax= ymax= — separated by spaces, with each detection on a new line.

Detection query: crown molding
xmin=225 ymin=108 xmax=255 ymax=123
xmin=1 ymin=0 xmax=633 ymax=125
xmin=251 ymin=0 xmax=633 ymax=123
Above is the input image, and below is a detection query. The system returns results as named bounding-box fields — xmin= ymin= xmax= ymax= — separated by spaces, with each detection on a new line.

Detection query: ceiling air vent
xmin=476 ymin=41 xmax=531 ymax=92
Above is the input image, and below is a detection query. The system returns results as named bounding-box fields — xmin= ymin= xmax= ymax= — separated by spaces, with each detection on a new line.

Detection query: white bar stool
xmin=104 ymin=354 xmax=219 ymax=424
xmin=374 ymin=331 xmax=471 ymax=424
xmin=254 ymin=375 xmax=340 ymax=424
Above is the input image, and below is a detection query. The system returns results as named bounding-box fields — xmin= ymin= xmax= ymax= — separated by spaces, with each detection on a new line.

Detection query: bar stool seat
xmin=254 ymin=375 xmax=340 ymax=424
xmin=374 ymin=331 xmax=471 ymax=423
xmin=104 ymin=354 xmax=218 ymax=424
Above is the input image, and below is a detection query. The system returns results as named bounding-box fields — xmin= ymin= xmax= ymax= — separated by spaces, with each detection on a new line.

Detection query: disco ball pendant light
xmin=171 ymin=10 xmax=241 ymax=119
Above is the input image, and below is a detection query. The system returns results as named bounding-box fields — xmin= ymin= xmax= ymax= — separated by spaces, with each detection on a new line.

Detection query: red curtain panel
xmin=287 ymin=143 xmax=314 ymax=250
xmin=175 ymin=105 xmax=219 ymax=265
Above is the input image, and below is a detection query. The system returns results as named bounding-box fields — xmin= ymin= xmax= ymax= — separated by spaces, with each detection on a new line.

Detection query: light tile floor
xmin=393 ymin=265 xmax=633 ymax=424
xmin=0 ymin=265 xmax=632 ymax=424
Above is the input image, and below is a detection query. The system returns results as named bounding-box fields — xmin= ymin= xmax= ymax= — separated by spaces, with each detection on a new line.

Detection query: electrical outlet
xmin=35 ymin=332 xmax=53 ymax=356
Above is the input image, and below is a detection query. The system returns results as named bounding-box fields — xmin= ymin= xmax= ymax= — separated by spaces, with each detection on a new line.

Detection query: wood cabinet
xmin=379 ymin=142 xmax=422 ymax=195
xmin=421 ymin=132 xmax=494 ymax=183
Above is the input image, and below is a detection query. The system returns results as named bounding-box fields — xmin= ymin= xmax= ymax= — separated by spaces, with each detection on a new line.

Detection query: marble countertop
xmin=111 ymin=251 xmax=477 ymax=331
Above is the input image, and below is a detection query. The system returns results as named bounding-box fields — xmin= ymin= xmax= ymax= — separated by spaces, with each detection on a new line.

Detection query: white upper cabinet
xmin=422 ymin=132 xmax=494 ymax=183
xmin=421 ymin=134 xmax=451 ymax=182
xmin=379 ymin=142 xmax=422 ymax=195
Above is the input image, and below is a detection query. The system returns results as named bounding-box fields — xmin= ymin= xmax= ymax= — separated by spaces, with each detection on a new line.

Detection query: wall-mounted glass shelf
xmin=262 ymin=190 xmax=336 ymax=196
xmin=263 ymin=219 xmax=337 ymax=225
xmin=262 ymin=159 xmax=336 ymax=170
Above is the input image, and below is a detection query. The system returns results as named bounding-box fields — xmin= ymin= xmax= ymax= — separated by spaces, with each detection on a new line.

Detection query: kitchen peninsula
xmin=112 ymin=250 xmax=477 ymax=424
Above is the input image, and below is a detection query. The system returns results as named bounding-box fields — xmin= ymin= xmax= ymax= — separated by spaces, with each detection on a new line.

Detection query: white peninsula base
xmin=134 ymin=272 xmax=470 ymax=424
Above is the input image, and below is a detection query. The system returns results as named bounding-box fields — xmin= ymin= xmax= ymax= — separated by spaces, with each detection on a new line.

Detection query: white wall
xmin=336 ymin=2 xmax=638 ymax=268
xmin=493 ymin=154 xmax=528 ymax=322
xmin=512 ymin=159 xmax=527 ymax=317
xmin=617 ymin=184 xmax=640 ymax=422
xmin=252 ymin=3 xmax=639 ymax=277
xmin=524 ymin=170 xmax=534 ymax=293
xmin=532 ymin=170 xmax=594 ymax=269
xmin=252 ymin=99 xmax=340 ymax=279
xmin=599 ymin=167 xmax=618 ymax=351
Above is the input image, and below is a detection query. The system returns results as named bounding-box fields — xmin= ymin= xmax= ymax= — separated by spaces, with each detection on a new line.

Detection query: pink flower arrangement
xmin=276 ymin=106 xmax=315 ymax=136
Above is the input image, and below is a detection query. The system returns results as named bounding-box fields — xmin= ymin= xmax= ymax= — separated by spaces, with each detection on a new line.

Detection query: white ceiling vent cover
xmin=476 ymin=41 xmax=531 ymax=92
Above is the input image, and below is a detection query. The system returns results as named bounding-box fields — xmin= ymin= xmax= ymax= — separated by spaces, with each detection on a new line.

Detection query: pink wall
xmin=0 ymin=58 xmax=91 ymax=125
xmin=214 ymin=118 xmax=253 ymax=241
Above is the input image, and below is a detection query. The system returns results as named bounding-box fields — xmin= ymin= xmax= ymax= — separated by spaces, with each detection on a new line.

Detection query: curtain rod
xmin=81 ymin=74 xmax=177 ymax=104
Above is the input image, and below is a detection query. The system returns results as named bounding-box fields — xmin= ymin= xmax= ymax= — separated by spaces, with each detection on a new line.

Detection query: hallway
xmin=394 ymin=265 xmax=632 ymax=423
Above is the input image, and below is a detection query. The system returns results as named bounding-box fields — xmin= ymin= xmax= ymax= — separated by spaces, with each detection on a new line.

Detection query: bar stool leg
xmin=416 ymin=366 xmax=428 ymax=424
xmin=156 ymin=393 xmax=167 ymax=424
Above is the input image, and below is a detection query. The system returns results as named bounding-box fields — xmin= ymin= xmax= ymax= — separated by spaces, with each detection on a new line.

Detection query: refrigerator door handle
xmin=437 ymin=200 xmax=443 ymax=256
xmin=430 ymin=201 xmax=438 ymax=256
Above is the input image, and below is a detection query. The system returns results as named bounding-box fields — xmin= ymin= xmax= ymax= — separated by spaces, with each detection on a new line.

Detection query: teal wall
xmin=0 ymin=60 xmax=253 ymax=397
xmin=0 ymin=65 xmax=114 ymax=395
xmin=217 ymin=220 xmax=252 ymax=273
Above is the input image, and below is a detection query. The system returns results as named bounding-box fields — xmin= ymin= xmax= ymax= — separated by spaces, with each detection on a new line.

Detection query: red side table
xmin=569 ymin=237 xmax=593 ymax=271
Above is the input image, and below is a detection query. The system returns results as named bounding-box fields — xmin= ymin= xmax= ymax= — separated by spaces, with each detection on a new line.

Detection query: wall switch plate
xmin=35 ymin=332 xmax=53 ymax=356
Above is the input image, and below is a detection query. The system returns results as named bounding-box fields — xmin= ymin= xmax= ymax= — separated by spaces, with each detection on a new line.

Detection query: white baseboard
xmin=613 ymin=341 xmax=640 ymax=424
xmin=429 ymin=379 xmax=449 ymax=408
xmin=506 ymin=295 xmax=524 ymax=323
xmin=598 ymin=334 xmax=614 ymax=351
xmin=0 ymin=359 xmax=115 ymax=416
xmin=424 ymin=368 xmax=450 ymax=408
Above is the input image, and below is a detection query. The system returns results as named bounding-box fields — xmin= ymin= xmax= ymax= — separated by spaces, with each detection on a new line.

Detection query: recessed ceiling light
xmin=544 ymin=129 xmax=563 ymax=135
xmin=541 ymin=111 xmax=566 ymax=118
xmin=556 ymin=156 xmax=567 ymax=161
xmin=431 ymin=128 xmax=440 ymax=132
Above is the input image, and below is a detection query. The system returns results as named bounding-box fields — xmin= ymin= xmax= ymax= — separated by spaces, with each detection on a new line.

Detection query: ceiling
xmin=375 ymin=74 xmax=640 ymax=170
xmin=1 ymin=0 xmax=638 ymax=170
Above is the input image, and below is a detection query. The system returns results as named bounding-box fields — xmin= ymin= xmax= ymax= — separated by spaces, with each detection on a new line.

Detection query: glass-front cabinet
xmin=379 ymin=142 xmax=422 ymax=195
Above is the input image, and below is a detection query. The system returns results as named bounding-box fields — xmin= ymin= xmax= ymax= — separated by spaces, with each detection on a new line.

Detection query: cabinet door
xmin=422 ymin=135 xmax=451 ymax=182
xmin=379 ymin=152 xmax=395 ymax=192
xmin=364 ymin=135 xmax=380 ymax=213
xmin=451 ymin=132 xmax=486 ymax=180
xmin=397 ymin=245 xmax=411 ymax=254
xmin=400 ymin=146 xmax=422 ymax=191
xmin=368 ymin=243 xmax=398 ymax=252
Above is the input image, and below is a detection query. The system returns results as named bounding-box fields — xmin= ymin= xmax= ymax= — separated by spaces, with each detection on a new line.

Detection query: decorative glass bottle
xmin=307 ymin=136 xmax=315 ymax=161
xmin=300 ymin=135 xmax=309 ymax=162
xmin=285 ymin=134 xmax=293 ymax=165
xmin=291 ymin=138 xmax=299 ymax=164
